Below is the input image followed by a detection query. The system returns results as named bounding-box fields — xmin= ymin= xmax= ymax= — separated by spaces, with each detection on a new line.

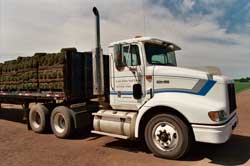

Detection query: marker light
xmin=135 ymin=35 xmax=143 ymax=38
xmin=208 ymin=111 xmax=228 ymax=122
xmin=146 ymin=75 xmax=152 ymax=82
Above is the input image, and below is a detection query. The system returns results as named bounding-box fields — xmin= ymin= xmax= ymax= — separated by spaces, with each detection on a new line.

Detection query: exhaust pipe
xmin=92 ymin=7 xmax=104 ymax=96
xmin=93 ymin=7 xmax=101 ymax=51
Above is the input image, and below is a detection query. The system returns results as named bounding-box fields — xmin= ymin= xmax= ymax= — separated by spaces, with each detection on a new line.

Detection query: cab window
xmin=122 ymin=45 xmax=141 ymax=67
xmin=114 ymin=44 xmax=141 ymax=71
xmin=145 ymin=43 xmax=177 ymax=66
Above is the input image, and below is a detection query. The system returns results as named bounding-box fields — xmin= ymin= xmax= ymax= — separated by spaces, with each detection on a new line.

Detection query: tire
xmin=50 ymin=106 xmax=73 ymax=138
xmin=145 ymin=114 xmax=192 ymax=159
xmin=29 ymin=104 xmax=49 ymax=133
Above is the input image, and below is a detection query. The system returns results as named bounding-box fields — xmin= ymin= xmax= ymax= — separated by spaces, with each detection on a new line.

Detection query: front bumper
xmin=192 ymin=112 xmax=238 ymax=144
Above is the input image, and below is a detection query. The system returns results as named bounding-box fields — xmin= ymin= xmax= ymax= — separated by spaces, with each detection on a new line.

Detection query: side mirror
xmin=133 ymin=84 xmax=142 ymax=99
xmin=114 ymin=44 xmax=124 ymax=70
xmin=114 ymin=44 xmax=122 ymax=56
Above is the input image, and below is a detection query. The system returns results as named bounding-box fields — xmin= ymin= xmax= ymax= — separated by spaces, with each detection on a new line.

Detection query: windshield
xmin=145 ymin=43 xmax=177 ymax=66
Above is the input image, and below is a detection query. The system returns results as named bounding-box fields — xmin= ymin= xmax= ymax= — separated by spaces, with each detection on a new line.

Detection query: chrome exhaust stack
xmin=92 ymin=7 xmax=104 ymax=96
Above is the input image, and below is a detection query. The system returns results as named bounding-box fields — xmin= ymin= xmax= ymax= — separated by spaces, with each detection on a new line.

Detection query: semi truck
xmin=0 ymin=7 xmax=237 ymax=159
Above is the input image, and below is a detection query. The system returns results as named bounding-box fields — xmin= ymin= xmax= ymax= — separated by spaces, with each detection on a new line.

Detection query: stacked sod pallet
xmin=0 ymin=56 xmax=37 ymax=91
xmin=0 ymin=52 xmax=65 ymax=92
xmin=38 ymin=53 xmax=64 ymax=91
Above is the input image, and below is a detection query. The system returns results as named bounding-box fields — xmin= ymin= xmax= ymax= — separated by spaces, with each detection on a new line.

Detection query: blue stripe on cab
xmin=153 ymin=80 xmax=216 ymax=96
xmin=153 ymin=89 xmax=197 ymax=95
xmin=110 ymin=91 xmax=133 ymax=95
xmin=197 ymin=80 xmax=216 ymax=96
xmin=110 ymin=80 xmax=216 ymax=96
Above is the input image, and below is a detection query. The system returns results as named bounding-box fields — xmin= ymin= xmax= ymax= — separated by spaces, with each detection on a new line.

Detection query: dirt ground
xmin=0 ymin=91 xmax=250 ymax=166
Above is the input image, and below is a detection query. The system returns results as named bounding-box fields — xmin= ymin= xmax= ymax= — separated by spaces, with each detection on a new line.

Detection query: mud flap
xmin=70 ymin=109 xmax=93 ymax=129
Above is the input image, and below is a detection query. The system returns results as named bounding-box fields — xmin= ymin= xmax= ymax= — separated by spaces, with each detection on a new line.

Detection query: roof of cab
xmin=109 ymin=36 xmax=181 ymax=50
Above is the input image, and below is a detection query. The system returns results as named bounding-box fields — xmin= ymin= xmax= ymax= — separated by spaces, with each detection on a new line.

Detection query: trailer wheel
xmin=29 ymin=104 xmax=49 ymax=133
xmin=51 ymin=106 xmax=73 ymax=138
xmin=145 ymin=114 xmax=192 ymax=159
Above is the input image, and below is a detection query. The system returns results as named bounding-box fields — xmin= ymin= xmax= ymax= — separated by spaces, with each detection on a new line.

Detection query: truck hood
xmin=185 ymin=66 xmax=233 ymax=83
xmin=152 ymin=66 xmax=233 ymax=84
xmin=185 ymin=66 xmax=222 ymax=75
xmin=153 ymin=66 xmax=209 ymax=80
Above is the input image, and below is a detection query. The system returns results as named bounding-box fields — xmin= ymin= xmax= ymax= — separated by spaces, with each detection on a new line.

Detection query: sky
xmin=0 ymin=0 xmax=249 ymax=78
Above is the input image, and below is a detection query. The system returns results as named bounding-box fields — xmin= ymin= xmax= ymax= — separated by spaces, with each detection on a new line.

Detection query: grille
xmin=227 ymin=83 xmax=237 ymax=114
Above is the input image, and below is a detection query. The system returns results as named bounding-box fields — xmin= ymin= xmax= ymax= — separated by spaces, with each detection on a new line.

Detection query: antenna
xmin=142 ymin=0 xmax=146 ymax=36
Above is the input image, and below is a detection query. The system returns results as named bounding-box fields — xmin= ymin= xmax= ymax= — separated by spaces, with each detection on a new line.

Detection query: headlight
xmin=208 ymin=110 xmax=227 ymax=122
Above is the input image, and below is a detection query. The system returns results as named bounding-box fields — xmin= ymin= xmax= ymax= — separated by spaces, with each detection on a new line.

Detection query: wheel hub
xmin=153 ymin=122 xmax=179 ymax=151
xmin=54 ymin=113 xmax=66 ymax=134
xmin=158 ymin=131 xmax=170 ymax=142
xmin=31 ymin=111 xmax=41 ymax=129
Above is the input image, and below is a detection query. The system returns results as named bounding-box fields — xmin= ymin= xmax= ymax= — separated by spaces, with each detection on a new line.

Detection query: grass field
xmin=235 ymin=81 xmax=250 ymax=93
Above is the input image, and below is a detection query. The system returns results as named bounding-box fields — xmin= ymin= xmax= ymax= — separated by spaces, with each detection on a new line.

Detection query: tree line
xmin=235 ymin=77 xmax=250 ymax=82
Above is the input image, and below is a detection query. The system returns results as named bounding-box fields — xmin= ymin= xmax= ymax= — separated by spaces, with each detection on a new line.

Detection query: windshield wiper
xmin=151 ymin=63 xmax=175 ymax=66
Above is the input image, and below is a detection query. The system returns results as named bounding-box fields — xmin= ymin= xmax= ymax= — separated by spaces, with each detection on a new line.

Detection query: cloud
xmin=0 ymin=0 xmax=249 ymax=78
xmin=182 ymin=0 xmax=195 ymax=12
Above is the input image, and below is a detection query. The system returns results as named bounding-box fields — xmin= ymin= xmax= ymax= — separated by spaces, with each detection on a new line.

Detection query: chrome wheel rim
xmin=54 ymin=113 xmax=66 ymax=134
xmin=152 ymin=122 xmax=179 ymax=151
xmin=31 ymin=111 xmax=41 ymax=129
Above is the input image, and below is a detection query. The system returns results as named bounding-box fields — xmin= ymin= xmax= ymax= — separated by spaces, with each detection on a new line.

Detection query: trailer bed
xmin=0 ymin=91 xmax=64 ymax=104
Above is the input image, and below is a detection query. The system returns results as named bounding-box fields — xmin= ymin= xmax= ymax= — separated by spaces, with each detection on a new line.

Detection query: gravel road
xmin=0 ymin=91 xmax=250 ymax=166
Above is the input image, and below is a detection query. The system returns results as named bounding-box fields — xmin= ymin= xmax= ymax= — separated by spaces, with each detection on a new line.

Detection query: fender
xmin=134 ymin=92 xmax=225 ymax=138
xmin=68 ymin=109 xmax=92 ymax=129
xmin=68 ymin=103 xmax=100 ymax=129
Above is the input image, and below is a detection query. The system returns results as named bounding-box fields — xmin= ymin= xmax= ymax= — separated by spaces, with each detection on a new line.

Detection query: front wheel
xmin=145 ymin=114 xmax=192 ymax=159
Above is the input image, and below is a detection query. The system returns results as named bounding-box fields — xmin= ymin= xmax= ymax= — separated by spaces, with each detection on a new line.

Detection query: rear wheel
xmin=145 ymin=114 xmax=192 ymax=159
xmin=29 ymin=104 xmax=49 ymax=133
xmin=51 ymin=106 xmax=73 ymax=138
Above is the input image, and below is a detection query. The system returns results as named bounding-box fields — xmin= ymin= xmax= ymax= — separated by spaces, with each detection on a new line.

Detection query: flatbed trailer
xmin=0 ymin=48 xmax=109 ymax=130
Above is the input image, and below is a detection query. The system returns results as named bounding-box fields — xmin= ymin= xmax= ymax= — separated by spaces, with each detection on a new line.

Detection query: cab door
xmin=111 ymin=44 xmax=146 ymax=110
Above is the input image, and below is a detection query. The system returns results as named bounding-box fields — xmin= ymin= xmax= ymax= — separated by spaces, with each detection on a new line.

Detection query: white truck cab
xmin=92 ymin=36 xmax=238 ymax=159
